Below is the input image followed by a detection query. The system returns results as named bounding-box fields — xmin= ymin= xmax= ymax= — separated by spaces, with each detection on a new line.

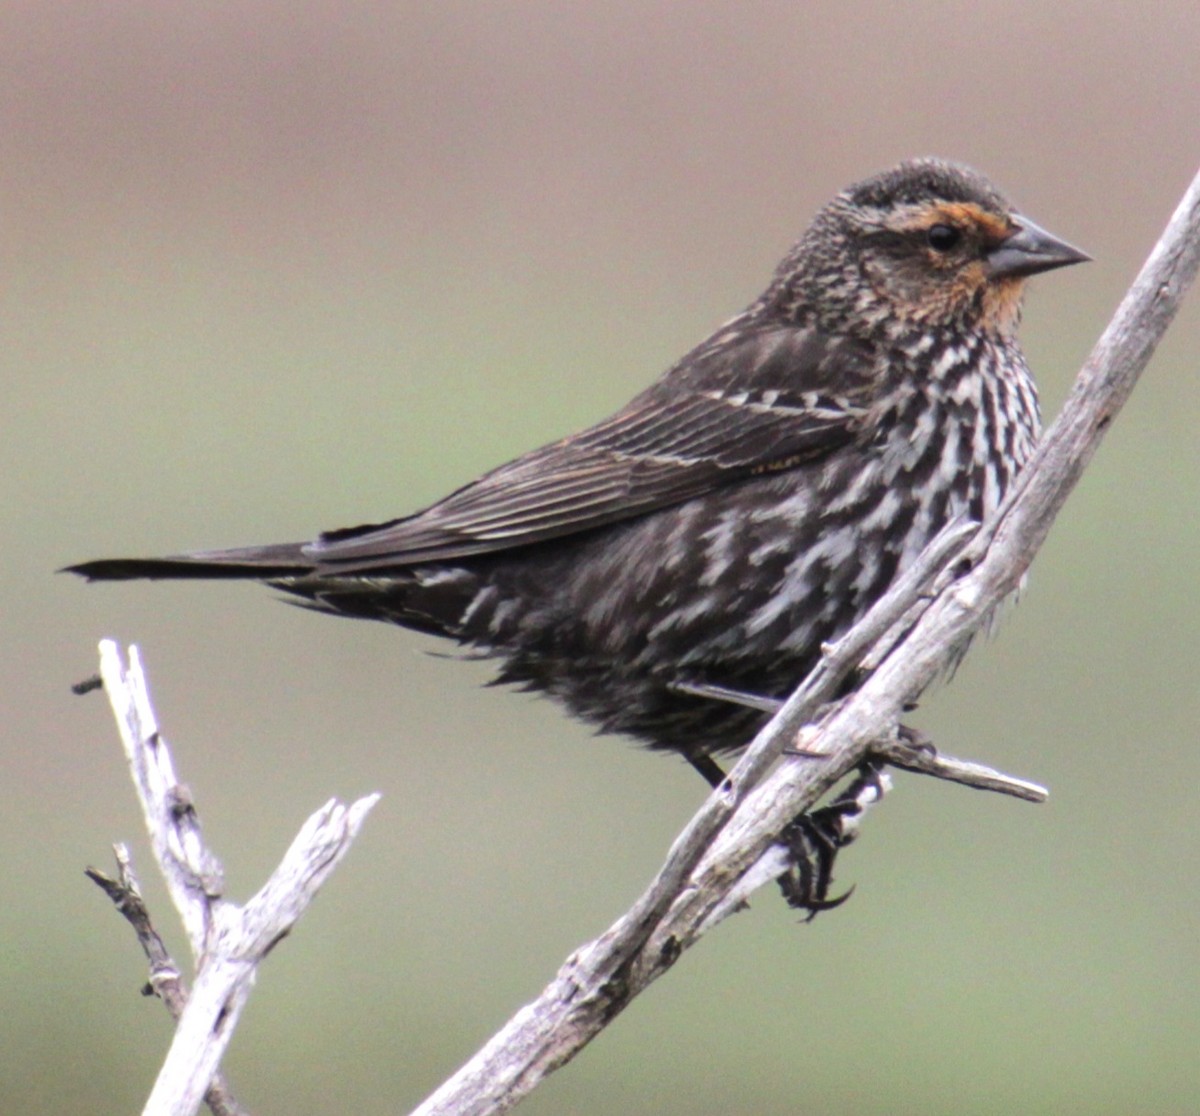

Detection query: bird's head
xmin=772 ymin=158 xmax=1089 ymax=338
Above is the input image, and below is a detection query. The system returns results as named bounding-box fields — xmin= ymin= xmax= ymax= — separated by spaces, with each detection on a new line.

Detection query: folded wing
xmin=307 ymin=320 xmax=875 ymax=571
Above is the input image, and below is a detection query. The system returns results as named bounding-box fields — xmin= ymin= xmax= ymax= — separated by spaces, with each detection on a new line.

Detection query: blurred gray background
xmin=5 ymin=4 xmax=1199 ymax=1114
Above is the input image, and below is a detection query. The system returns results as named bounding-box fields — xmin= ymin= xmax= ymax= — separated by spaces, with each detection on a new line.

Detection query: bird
xmin=67 ymin=158 xmax=1088 ymax=789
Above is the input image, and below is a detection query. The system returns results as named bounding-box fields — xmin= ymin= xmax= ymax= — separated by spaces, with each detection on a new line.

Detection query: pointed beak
xmin=986 ymin=217 xmax=1091 ymax=280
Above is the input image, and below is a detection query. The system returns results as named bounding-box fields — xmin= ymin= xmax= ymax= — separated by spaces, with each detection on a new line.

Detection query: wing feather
xmin=307 ymin=320 xmax=876 ymax=570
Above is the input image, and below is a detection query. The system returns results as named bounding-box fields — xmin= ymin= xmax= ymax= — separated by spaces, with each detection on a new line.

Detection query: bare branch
xmin=92 ymin=641 xmax=380 ymax=1116
xmin=872 ymin=736 xmax=1048 ymax=802
xmin=87 ymin=846 xmax=246 ymax=1116
xmin=143 ymin=793 xmax=378 ymax=1116
xmin=409 ymin=166 xmax=1200 ymax=1116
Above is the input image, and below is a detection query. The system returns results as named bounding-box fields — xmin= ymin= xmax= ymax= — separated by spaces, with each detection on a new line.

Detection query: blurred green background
xmin=5 ymin=4 xmax=1199 ymax=1114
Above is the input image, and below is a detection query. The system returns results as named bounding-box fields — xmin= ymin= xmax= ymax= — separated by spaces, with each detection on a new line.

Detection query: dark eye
xmin=926 ymin=223 xmax=962 ymax=252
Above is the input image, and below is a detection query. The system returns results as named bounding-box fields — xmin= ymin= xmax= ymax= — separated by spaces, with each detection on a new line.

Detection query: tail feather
xmin=62 ymin=543 xmax=313 ymax=582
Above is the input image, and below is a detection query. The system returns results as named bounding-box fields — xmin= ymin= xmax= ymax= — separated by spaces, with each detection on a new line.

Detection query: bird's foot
xmin=776 ymin=763 xmax=889 ymax=920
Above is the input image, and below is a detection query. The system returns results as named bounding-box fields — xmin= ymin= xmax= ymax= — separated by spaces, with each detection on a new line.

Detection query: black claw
xmin=802 ymin=884 xmax=856 ymax=915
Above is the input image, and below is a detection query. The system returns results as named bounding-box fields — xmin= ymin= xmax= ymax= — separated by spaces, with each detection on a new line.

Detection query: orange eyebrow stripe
xmin=924 ymin=202 xmax=1013 ymax=241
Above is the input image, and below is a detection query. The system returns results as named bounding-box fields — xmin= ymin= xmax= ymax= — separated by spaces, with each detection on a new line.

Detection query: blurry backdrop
xmin=4 ymin=4 xmax=1199 ymax=1114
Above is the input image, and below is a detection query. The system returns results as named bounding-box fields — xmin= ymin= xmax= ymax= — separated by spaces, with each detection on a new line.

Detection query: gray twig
xmin=871 ymin=733 xmax=1048 ymax=802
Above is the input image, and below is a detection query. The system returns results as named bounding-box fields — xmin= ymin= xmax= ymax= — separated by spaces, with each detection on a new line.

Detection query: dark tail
xmin=62 ymin=542 xmax=313 ymax=582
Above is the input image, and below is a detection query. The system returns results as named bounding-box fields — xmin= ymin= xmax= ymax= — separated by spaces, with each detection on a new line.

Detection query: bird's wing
xmin=307 ymin=321 xmax=876 ymax=571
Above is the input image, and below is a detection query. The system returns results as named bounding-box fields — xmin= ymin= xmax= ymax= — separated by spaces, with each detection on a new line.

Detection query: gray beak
xmin=986 ymin=217 xmax=1091 ymax=279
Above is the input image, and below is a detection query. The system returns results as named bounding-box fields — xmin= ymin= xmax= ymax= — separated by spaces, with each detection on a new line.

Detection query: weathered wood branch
xmin=90 ymin=641 xmax=380 ymax=1116
xmin=409 ymin=166 xmax=1200 ymax=1115
xmin=87 ymin=846 xmax=246 ymax=1116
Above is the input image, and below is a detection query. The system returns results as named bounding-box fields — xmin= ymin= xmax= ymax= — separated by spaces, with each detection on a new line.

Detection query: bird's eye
xmin=926 ymin=224 xmax=962 ymax=252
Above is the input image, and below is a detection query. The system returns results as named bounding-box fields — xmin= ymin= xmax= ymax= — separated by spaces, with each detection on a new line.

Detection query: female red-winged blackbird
xmin=67 ymin=159 xmax=1087 ymax=780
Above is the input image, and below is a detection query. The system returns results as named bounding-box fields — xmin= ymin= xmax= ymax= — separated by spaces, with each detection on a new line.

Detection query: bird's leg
xmin=688 ymin=753 xmax=730 ymax=789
